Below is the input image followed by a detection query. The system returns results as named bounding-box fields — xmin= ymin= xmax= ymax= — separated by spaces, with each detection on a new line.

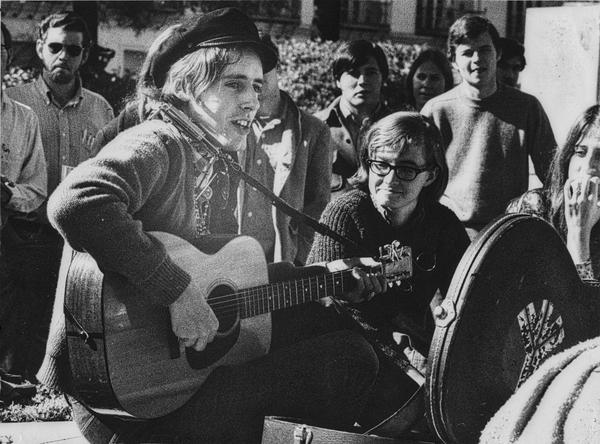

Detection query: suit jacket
xmin=240 ymin=91 xmax=332 ymax=264
xmin=314 ymin=97 xmax=389 ymax=196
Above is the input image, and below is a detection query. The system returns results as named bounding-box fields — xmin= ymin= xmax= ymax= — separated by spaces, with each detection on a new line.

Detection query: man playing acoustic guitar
xmin=39 ymin=8 xmax=389 ymax=443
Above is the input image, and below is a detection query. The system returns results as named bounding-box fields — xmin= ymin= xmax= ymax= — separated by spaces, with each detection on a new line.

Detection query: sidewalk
xmin=0 ymin=421 xmax=86 ymax=444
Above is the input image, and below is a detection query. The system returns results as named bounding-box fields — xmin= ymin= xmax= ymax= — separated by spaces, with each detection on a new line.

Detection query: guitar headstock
xmin=378 ymin=241 xmax=413 ymax=287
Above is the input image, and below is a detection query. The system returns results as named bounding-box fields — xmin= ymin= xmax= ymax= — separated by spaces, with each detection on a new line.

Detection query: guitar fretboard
xmin=236 ymin=270 xmax=349 ymax=318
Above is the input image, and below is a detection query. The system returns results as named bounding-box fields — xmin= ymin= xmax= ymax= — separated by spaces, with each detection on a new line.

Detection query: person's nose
xmin=382 ymin=169 xmax=398 ymax=184
xmin=585 ymin=149 xmax=600 ymax=176
xmin=240 ymin=86 xmax=260 ymax=113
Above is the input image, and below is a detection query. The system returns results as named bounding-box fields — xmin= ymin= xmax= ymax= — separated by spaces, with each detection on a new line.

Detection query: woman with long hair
xmin=507 ymin=104 xmax=600 ymax=280
xmin=405 ymin=48 xmax=454 ymax=111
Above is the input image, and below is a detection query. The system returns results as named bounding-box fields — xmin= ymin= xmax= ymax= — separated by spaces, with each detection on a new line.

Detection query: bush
xmin=2 ymin=66 xmax=39 ymax=89
xmin=0 ymin=384 xmax=71 ymax=422
xmin=3 ymin=38 xmax=423 ymax=115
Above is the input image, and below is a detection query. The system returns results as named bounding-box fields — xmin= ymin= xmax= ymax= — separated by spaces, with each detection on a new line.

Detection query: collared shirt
xmin=337 ymin=98 xmax=373 ymax=149
xmin=6 ymin=76 xmax=114 ymax=195
xmin=1 ymin=93 xmax=47 ymax=220
xmin=238 ymin=102 xmax=285 ymax=262
xmin=315 ymin=97 xmax=389 ymax=193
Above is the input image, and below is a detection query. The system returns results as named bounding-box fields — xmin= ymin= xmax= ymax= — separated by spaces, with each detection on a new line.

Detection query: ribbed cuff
xmin=141 ymin=255 xmax=191 ymax=306
xmin=37 ymin=354 xmax=60 ymax=390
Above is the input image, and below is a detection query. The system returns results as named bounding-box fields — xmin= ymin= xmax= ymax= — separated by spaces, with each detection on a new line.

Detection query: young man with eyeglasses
xmin=308 ymin=111 xmax=470 ymax=428
xmin=4 ymin=12 xmax=113 ymax=379
xmin=421 ymin=15 xmax=556 ymax=239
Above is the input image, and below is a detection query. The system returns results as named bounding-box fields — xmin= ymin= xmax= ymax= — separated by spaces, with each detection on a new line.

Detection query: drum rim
xmin=425 ymin=213 xmax=548 ymax=443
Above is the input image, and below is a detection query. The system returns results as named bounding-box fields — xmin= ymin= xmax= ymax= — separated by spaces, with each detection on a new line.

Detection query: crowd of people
xmin=0 ymin=6 xmax=598 ymax=443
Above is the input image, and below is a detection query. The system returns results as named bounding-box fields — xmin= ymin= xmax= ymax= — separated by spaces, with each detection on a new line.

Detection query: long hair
xmin=348 ymin=111 xmax=448 ymax=206
xmin=135 ymin=24 xmax=254 ymax=121
xmin=405 ymin=48 xmax=454 ymax=107
xmin=548 ymin=104 xmax=600 ymax=238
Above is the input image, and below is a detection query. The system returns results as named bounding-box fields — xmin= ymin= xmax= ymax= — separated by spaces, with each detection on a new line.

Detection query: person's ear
xmin=81 ymin=46 xmax=89 ymax=65
xmin=35 ymin=39 xmax=44 ymax=60
xmin=496 ymin=48 xmax=502 ymax=63
xmin=336 ymin=78 xmax=342 ymax=90
xmin=451 ymin=58 xmax=459 ymax=72
xmin=424 ymin=167 xmax=438 ymax=187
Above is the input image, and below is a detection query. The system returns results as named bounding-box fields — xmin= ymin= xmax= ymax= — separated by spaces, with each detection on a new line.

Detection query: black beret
xmin=149 ymin=8 xmax=277 ymax=88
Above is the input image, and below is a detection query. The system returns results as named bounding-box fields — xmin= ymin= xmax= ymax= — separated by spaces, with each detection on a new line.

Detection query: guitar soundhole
xmin=186 ymin=284 xmax=241 ymax=370
xmin=208 ymin=284 xmax=239 ymax=333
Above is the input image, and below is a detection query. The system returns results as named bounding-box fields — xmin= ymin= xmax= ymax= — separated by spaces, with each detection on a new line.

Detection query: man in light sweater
xmin=421 ymin=14 xmax=556 ymax=238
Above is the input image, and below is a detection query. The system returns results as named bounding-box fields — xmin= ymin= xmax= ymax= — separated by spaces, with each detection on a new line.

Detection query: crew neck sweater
xmin=422 ymin=83 xmax=556 ymax=229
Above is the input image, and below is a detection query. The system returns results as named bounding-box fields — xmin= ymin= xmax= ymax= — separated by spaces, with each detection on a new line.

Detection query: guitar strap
xmin=151 ymin=103 xmax=365 ymax=254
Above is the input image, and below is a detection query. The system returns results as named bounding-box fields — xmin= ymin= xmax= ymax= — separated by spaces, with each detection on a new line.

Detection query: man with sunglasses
xmin=4 ymin=12 xmax=113 ymax=379
xmin=7 ymin=12 xmax=113 ymax=196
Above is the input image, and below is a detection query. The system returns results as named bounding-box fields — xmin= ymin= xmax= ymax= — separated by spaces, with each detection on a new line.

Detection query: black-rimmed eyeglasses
xmin=367 ymin=159 xmax=432 ymax=181
xmin=47 ymin=42 xmax=84 ymax=57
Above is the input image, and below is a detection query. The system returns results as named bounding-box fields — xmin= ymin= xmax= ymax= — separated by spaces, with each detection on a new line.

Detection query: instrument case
xmin=261 ymin=417 xmax=432 ymax=444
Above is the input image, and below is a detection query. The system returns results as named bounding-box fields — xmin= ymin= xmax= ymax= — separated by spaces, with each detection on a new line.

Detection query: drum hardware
xmin=433 ymin=299 xmax=455 ymax=328
xmin=415 ymin=252 xmax=436 ymax=272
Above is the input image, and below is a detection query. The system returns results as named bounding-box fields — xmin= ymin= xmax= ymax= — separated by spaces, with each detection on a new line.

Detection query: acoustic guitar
xmin=65 ymin=232 xmax=411 ymax=419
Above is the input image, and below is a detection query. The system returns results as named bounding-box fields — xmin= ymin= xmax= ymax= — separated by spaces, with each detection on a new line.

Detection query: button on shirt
xmin=239 ymin=121 xmax=278 ymax=262
xmin=1 ymin=94 xmax=47 ymax=219
xmin=6 ymin=76 xmax=114 ymax=196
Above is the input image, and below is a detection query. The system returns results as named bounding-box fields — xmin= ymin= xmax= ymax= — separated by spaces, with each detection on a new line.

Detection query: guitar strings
xmin=204 ymin=262 xmax=402 ymax=312
xmin=202 ymin=269 xmax=349 ymax=304
xmin=205 ymin=270 xmax=350 ymax=315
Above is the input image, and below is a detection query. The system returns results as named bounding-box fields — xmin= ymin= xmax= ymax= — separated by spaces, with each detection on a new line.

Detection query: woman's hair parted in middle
xmin=349 ymin=111 xmax=448 ymax=206
xmin=405 ymin=48 xmax=454 ymax=107
xmin=548 ymin=104 xmax=600 ymax=237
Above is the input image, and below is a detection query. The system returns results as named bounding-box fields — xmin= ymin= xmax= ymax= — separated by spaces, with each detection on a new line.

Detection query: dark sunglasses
xmin=367 ymin=159 xmax=431 ymax=181
xmin=47 ymin=42 xmax=84 ymax=57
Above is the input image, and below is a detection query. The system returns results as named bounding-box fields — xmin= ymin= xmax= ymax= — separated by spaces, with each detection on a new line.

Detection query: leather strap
xmin=153 ymin=103 xmax=365 ymax=254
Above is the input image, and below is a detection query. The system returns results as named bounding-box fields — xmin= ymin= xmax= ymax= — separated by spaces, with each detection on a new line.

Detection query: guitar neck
xmin=236 ymin=270 xmax=353 ymax=319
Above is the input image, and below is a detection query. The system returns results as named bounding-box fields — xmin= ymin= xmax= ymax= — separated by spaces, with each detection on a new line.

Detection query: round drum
xmin=426 ymin=213 xmax=600 ymax=443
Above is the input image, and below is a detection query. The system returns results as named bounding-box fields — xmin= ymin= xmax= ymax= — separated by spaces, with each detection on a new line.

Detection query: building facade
xmin=2 ymin=0 xmax=572 ymax=78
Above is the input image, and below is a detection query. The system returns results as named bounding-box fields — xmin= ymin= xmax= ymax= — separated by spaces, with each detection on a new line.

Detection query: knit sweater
xmin=38 ymin=118 xmax=237 ymax=390
xmin=307 ymin=189 xmax=470 ymax=343
xmin=421 ymin=83 xmax=556 ymax=229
